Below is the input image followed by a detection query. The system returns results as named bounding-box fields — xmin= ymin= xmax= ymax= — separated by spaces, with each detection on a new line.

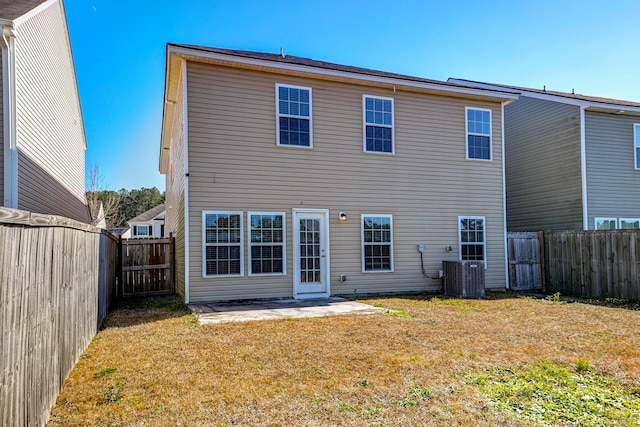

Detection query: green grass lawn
xmin=48 ymin=294 xmax=640 ymax=426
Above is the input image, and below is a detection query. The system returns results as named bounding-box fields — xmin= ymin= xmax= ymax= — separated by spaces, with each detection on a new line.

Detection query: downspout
xmin=580 ymin=106 xmax=588 ymax=229
xmin=1 ymin=25 xmax=17 ymax=208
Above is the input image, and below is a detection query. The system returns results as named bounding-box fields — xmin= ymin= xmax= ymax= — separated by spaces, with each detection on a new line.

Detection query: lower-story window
xmin=248 ymin=212 xmax=286 ymax=275
xmin=459 ymin=216 xmax=486 ymax=263
xmin=620 ymin=218 xmax=640 ymax=229
xmin=203 ymin=211 xmax=243 ymax=277
xmin=362 ymin=214 xmax=393 ymax=272
xmin=595 ymin=217 xmax=640 ymax=230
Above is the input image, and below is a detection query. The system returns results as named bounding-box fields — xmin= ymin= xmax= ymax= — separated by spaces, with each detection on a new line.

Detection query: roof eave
xmin=168 ymin=44 xmax=519 ymax=102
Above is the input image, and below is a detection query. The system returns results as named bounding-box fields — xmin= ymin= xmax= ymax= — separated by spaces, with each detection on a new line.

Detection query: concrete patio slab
xmin=189 ymin=297 xmax=383 ymax=324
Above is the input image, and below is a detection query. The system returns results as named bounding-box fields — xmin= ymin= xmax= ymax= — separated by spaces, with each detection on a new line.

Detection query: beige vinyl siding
xmin=13 ymin=0 xmax=89 ymax=222
xmin=165 ymin=71 xmax=187 ymax=298
xmin=585 ymin=111 xmax=640 ymax=227
xmin=184 ymin=62 xmax=506 ymax=302
xmin=0 ymin=51 xmax=3 ymax=204
xmin=504 ymin=96 xmax=582 ymax=231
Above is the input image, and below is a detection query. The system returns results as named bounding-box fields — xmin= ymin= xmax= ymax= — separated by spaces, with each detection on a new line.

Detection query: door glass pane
xmin=299 ymin=218 xmax=321 ymax=284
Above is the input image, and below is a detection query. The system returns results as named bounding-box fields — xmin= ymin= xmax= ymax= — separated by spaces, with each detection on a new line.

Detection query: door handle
xmin=321 ymin=249 xmax=326 ymax=258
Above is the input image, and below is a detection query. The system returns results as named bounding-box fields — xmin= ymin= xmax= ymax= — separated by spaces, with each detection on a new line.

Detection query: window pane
xmin=365 ymin=97 xmax=393 ymax=126
xmin=468 ymin=135 xmax=490 ymax=159
xmin=365 ymin=125 xmax=392 ymax=153
xmin=620 ymin=220 xmax=640 ymax=229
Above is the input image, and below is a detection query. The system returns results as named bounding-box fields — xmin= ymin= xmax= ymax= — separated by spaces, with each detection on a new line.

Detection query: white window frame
xmin=594 ymin=217 xmax=618 ymax=230
xmin=247 ymin=212 xmax=287 ymax=276
xmin=465 ymin=107 xmax=492 ymax=161
xmin=363 ymin=95 xmax=395 ymax=154
xmin=361 ymin=214 xmax=394 ymax=273
xmin=634 ymin=123 xmax=640 ymax=170
xmin=619 ymin=218 xmax=640 ymax=229
xmin=276 ymin=83 xmax=313 ymax=148
xmin=202 ymin=211 xmax=244 ymax=278
xmin=458 ymin=216 xmax=487 ymax=268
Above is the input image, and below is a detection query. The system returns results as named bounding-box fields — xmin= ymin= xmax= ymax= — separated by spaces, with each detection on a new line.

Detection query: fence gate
xmin=507 ymin=232 xmax=544 ymax=291
xmin=120 ymin=237 xmax=174 ymax=296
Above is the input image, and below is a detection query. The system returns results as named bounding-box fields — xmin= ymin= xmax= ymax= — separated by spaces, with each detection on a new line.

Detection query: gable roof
xmin=128 ymin=204 xmax=165 ymax=223
xmin=448 ymin=78 xmax=640 ymax=110
xmin=161 ymin=44 xmax=520 ymax=173
xmin=0 ymin=0 xmax=49 ymax=21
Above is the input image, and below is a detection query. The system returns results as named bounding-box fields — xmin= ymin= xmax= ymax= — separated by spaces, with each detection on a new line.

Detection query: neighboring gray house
xmin=0 ymin=0 xmax=90 ymax=222
xmin=160 ymin=44 xmax=519 ymax=303
xmin=126 ymin=203 xmax=166 ymax=239
xmin=449 ymin=79 xmax=640 ymax=231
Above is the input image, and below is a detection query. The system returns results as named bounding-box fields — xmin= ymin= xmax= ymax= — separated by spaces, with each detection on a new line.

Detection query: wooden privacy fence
xmin=0 ymin=207 xmax=118 ymax=427
xmin=545 ymin=230 xmax=640 ymax=300
xmin=507 ymin=232 xmax=544 ymax=291
xmin=120 ymin=237 xmax=174 ymax=296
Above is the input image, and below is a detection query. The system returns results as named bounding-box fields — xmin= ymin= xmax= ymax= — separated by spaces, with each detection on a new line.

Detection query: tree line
xmin=87 ymin=187 xmax=165 ymax=228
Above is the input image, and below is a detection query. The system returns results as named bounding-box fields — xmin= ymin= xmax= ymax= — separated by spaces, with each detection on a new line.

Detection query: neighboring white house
xmin=126 ymin=203 xmax=166 ymax=238
xmin=0 ymin=0 xmax=90 ymax=222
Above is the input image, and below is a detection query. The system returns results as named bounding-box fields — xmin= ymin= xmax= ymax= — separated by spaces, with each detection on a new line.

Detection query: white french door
xmin=293 ymin=209 xmax=330 ymax=298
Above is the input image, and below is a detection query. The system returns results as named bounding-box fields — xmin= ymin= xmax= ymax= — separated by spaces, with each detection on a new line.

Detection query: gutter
xmin=1 ymin=24 xmax=17 ymax=208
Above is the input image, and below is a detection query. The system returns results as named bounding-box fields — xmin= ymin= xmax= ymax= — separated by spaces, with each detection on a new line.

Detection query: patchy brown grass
xmin=47 ymin=294 xmax=640 ymax=427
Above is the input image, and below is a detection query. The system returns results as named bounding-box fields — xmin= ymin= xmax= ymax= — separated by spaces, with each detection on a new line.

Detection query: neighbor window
xmin=248 ymin=212 xmax=286 ymax=275
xmin=277 ymin=84 xmax=312 ymax=147
xmin=466 ymin=107 xmax=492 ymax=160
xmin=362 ymin=215 xmax=393 ymax=272
xmin=635 ymin=123 xmax=640 ymax=169
xmin=202 ymin=211 xmax=243 ymax=277
xmin=363 ymin=95 xmax=394 ymax=153
xmin=595 ymin=218 xmax=617 ymax=230
xmin=620 ymin=218 xmax=640 ymax=229
xmin=459 ymin=216 xmax=486 ymax=263
xmin=135 ymin=225 xmax=150 ymax=237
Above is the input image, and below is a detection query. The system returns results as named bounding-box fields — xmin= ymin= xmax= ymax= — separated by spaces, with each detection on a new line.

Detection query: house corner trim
xmin=1 ymin=26 xmax=18 ymax=208
xmin=580 ymin=106 xmax=588 ymax=230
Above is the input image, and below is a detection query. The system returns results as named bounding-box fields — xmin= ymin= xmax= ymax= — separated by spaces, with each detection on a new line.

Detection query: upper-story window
xmin=276 ymin=84 xmax=312 ymax=147
xmin=634 ymin=123 xmax=640 ymax=169
xmin=466 ymin=107 xmax=492 ymax=160
xmin=363 ymin=95 xmax=394 ymax=154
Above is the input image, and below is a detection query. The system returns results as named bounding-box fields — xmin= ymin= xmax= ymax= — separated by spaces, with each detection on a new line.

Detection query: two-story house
xmin=1 ymin=0 xmax=89 ymax=222
xmin=160 ymin=44 xmax=518 ymax=303
xmin=449 ymin=79 xmax=640 ymax=232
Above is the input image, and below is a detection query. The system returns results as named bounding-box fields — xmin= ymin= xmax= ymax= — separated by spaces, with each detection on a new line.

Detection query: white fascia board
xmin=13 ymin=0 xmax=57 ymax=26
xmin=169 ymin=46 xmax=519 ymax=102
xmin=509 ymin=90 xmax=591 ymax=108
xmin=585 ymin=103 xmax=640 ymax=115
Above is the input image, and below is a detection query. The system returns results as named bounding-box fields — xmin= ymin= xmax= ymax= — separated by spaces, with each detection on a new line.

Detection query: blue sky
xmin=64 ymin=0 xmax=640 ymax=191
